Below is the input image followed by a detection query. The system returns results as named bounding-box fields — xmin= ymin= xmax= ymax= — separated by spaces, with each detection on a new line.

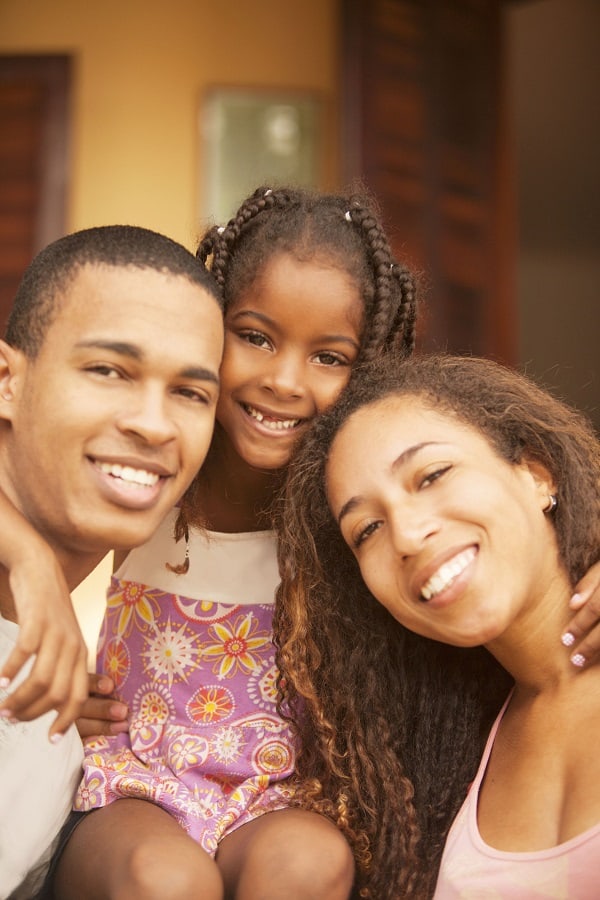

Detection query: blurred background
xmin=1 ymin=0 xmax=598 ymax=654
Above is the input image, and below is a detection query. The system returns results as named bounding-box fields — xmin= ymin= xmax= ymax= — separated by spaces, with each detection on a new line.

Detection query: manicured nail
xmin=0 ymin=708 xmax=11 ymax=718
xmin=50 ymin=732 xmax=64 ymax=745
xmin=561 ymin=632 xmax=576 ymax=647
xmin=571 ymin=653 xmax=586 ymax=668
xmin=0 ymin=676 xmax=10 ymax=689
xmin=569 ymin=592 xmax=584 ymax=609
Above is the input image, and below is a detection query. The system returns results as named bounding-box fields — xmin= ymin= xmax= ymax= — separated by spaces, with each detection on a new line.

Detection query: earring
xmin=165 ymin=526 xmax=190 ymax=574
xmin=544 ymin=494 xmax=558 ymax=514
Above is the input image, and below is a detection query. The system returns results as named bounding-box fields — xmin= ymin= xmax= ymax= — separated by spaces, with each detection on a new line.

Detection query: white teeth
xmin=97 ymin=462 xmax=159 ymax=487
xmin=245 ymin=405 xmax=300 ymax=431
xmin=420 ymin=548 xmax=476 ymax=601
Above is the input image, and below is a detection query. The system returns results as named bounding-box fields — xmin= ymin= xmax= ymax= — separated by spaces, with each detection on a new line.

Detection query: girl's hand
xmin=561 ymin=560 xmax=600 ymax=669
xmin=76 ymin=673 xmax=129 ymax=739
xmin=0 ymin=544 xmax=88 ymax=740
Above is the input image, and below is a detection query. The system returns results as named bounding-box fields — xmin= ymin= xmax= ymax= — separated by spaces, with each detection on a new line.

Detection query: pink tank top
xmin=434 ymin=697 xmax=600 ymax=898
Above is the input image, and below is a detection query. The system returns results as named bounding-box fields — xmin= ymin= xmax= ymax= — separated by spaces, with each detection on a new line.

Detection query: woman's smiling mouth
xmin=419 ymin=547 xmax=477 ymax=602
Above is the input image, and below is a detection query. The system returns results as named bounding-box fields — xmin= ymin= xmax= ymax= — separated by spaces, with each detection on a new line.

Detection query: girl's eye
xmin=353 ymin=519 xmax=382 ymax=549
xmin=313 ymin=351 xmax=347 ymax=367
xmin=239 ymin=330 xmax=271 ymax=349
xmin=420 ymin=465 xmax=452 ymax=489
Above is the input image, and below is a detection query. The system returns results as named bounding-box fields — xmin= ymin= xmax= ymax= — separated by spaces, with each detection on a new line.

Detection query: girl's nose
xmin=260 ymin=352 xmax=305 ymax=400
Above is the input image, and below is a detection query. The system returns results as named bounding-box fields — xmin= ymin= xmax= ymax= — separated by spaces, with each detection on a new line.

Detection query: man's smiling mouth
xmin=95 ymin=461 xmax=161 ymax=488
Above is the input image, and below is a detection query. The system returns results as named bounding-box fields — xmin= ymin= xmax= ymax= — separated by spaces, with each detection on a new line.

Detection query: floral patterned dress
xmin=75 ymin=510 xmax=295 ymax=855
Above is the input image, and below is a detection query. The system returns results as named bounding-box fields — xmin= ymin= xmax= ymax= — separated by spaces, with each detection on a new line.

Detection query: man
xmin=0 ymin=225 xmax=224 ymax=896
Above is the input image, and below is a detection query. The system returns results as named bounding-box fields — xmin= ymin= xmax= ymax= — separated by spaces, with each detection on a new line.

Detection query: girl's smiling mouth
xmin=242 ymin=403 xmax=304 ymax=432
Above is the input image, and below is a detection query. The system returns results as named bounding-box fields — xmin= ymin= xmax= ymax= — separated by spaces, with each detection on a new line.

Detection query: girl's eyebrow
xmin=336 ymin=441 xmax=443 ymax=526
xmin=230 ymin=309 xmax=361 ymax=349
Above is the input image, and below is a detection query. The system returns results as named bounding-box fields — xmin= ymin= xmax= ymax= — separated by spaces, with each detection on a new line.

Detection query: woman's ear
xmin=0 ymin=340 xmax=26 ymax=422
xmin=521 ymin=455 xmax=557 ymax=512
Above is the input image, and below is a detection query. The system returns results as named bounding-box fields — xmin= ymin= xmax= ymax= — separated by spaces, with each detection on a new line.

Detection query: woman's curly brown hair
xmin=273 ymin=353 xmax=600 ymax=898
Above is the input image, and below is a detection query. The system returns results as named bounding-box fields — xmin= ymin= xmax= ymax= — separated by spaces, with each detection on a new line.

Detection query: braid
xmin=199 ymin=186 xmax=295 ymax=294
xmin=171 ymin=184 xmax=420 ymax=564
xmin=344 ymin=197 xmax=417 ymax=362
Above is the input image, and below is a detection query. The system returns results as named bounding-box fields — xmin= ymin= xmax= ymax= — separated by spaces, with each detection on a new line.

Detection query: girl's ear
xmin=521 ymin=455 xmax=557 ymax=512
xmin=0 ymin=340 xmax=26 ymax=422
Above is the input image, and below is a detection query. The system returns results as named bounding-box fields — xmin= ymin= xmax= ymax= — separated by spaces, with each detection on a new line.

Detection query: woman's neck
xmin=189 ymin=429 xmax=283 ymax=533
xmin=486 ymin=569 xmax=590 ymax=695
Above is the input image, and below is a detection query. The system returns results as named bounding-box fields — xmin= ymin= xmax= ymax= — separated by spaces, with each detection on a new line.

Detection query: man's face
xmin=0 ymin=263 xmax=223 ymax=563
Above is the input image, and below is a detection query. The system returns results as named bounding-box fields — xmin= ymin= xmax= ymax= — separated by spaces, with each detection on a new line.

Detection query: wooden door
xmin=341 ymin=0 xmax=516 ymax=362
xmin=0 ymin=55 xmax=71 ymax=335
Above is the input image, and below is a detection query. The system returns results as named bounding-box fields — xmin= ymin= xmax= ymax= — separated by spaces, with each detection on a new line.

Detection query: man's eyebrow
xmin=74 ymin=339 xmax=219 ymax=385
xmin=75 ymin=339 xmax=143 ymax=359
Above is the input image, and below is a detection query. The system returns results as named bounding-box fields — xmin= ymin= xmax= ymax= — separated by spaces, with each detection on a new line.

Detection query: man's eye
xmin=176 ymin=388 xmax=210 ymax=404
xmin=87 ymin=364 xmax=121 ymax=378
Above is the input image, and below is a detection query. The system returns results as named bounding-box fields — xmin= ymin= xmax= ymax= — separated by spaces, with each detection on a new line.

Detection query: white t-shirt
xmin=0 ymin=615 xmax=83 ymax=899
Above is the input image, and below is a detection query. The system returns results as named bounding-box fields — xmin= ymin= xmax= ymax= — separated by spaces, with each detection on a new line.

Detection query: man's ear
xmin=521 ymin=455 xmax=557 ymax=512
xmin=0 ymin=340 xmax=27 ymax=423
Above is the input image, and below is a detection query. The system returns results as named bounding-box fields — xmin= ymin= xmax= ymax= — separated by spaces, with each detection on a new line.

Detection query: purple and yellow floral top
xmin=75 ymin=509 xmax=295 ymax=855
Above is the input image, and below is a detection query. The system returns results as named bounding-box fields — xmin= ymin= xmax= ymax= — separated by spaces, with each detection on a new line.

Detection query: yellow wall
xmin=0 ymin=0 xmax=340 ymax=250
xmin=1 ymin=0 xmax=340 ymax=657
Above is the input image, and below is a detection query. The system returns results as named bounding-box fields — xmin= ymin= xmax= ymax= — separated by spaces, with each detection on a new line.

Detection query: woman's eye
xmin=421 ymin=465 xmax=451 ymax=488
xmin=353 ymin=520 xmax=381 ymax=549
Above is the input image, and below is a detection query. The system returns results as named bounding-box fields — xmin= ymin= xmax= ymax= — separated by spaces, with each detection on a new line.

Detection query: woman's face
xmin=326 ymin=395 xmax=558 ymax=648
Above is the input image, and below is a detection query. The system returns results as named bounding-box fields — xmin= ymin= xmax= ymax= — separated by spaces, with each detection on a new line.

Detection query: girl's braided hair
xmin=197 ymin=184 xmax=418 ymax=362
xmin=171 ymin=185 xmax=420 ymax=556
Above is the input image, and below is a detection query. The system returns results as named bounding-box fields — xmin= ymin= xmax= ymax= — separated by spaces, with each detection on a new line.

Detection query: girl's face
xmin=216 ymin=252 xmax=363 ymax=472
xmin=326 ymin=395 xmax=559 ymax=649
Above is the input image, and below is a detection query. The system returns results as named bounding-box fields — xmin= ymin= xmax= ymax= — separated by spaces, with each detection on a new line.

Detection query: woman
xmin=275 ymin=353 xmax=600 ymax=898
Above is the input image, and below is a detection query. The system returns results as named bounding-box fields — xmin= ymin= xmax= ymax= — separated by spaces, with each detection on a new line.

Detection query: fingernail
xmin=0 ymin=708 xmax=11 ymax=719
xmin=97 ymin=677 xmax=112 ymax=692
xmin=561 ymin=632 xmax=576 ymax=647
xmin=571 ymin=653 xmax=586 ymax=668
xmin=0 ymin=677 xmax=10 ymax=689
xmin=569 ymin=592 xmax=584 ymax=609
xmin=50 ymin=732 xmax=64 ymax=745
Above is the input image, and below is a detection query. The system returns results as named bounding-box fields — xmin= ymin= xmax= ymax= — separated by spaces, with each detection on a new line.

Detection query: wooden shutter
xmin=341 ymin=0 xmax=516 ymax=362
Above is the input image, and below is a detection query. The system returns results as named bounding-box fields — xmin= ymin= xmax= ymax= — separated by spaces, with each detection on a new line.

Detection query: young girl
xmin=49 ymin=185 xmax=419 ymax=900
xmin=275 ymin=353 xmax=600 ymax=898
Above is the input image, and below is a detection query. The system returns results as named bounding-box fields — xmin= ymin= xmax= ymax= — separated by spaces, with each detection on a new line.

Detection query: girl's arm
xmin=561 ymin=560 xmax=600 ymax=668
xmin=0 ymin=494 xmax=88 ymax=740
